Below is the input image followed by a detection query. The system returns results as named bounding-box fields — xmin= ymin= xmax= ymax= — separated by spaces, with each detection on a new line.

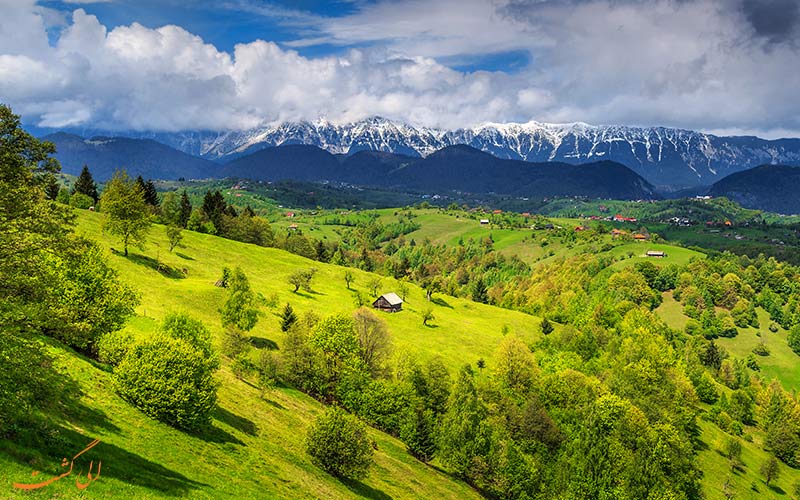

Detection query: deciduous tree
xmin=100 ymin=170 xmax=152 ymax=256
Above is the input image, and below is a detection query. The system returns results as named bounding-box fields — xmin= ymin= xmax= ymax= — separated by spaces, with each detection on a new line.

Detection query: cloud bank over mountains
xmin=2 ymin=0 xmax=799 ymax=138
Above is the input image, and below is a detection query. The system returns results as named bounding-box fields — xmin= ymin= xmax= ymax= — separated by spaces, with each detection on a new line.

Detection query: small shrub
xmin=752 ymin=341 xmax=770 ymax=357
xmin=69 ymin=192 xmax=94 ymax=209
xmin=306 ymin=406 xmax=374 ymax=480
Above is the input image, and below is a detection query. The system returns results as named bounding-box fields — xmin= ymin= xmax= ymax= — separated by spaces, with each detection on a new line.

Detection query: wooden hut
xmin=372 ymin=292 xmax=403 ymax=313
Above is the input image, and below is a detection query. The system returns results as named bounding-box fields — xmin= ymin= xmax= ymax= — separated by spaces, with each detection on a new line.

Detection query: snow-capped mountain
xmin=48 ymin=117 xmax=800 ymax=189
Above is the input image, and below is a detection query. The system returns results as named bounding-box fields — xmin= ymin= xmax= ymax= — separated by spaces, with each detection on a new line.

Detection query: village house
xmin=372 ymin=293 xmax=403 ymax=313
xmin=646 ymin=250 xmax=667 ymax=258
xmin=480 ymin=219 xmax=490 ymax=225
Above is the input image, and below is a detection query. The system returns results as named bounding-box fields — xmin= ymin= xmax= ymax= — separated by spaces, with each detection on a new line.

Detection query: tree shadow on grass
xmin=111 ymin=249 xmax=186 ymax=279
xmin=292 ymin=291 xmax=316 ymax=300
xmin=340 ymin=477 xmax=394 ymax=500
xmin=175 ymin=252 xmax=194 ymax=261
xmin=431 ymin=297 xmax=453 ymax=309
xmin=213 ymin=407 xmax=258 ymax=437
xmin=250 ymin=337 xmax=278 ymax=350
xmin=768 ymin=484 xmax=785 ymax=495
xmin=3 ymin=425 xmax=208 ymax=497
xmin=189 ymin=423 xmax=244 ymax=446
xmin=423 ymin=324 xmax=440 ymax=329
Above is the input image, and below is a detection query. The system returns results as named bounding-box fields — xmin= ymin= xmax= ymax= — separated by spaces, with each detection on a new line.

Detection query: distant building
xmin=286 ymin=212 xmax=295 ymax=217
xmin=288 ymin=224 xmax=298 ymax=231
xmin=492 ymin=209 xmax=502 ymax=214
xmin=613 ymin=214 xmax=638 ymax=223
xmin=633 ymin=233 xmax=648 ymax=240
xmin=646 ymin=250 xmax=666 ymax=258
xmin=372 ymin=293 xmax=403 ymax=313
xmin=480 ymin=219 xmax=490 ymax=225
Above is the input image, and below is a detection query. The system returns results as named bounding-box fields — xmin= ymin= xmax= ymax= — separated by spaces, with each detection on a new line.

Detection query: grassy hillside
xmin=1 ymin=209 xmax=544 ymax=499
xmin=657 ymin=294 xmax=800 ymax=393
xmin=3 ymin=208 xmax=799 ymax=499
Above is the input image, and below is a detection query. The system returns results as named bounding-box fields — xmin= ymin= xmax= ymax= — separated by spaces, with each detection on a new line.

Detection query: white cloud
xmin=2 ymin=0 xmax=799 ymax=137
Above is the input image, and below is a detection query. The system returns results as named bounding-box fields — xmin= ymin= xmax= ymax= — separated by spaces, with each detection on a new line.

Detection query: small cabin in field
xmin=479 ymin=219 xmax=490 ymax=225
xmin=646 ymin=250 xmax=666 ymax=258
xmin=372 ymin=293 xmax=403 ymax=313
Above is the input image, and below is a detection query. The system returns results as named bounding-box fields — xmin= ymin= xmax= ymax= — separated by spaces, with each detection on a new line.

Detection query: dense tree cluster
xmin=0 ymin=105 xmax=138 ymax=434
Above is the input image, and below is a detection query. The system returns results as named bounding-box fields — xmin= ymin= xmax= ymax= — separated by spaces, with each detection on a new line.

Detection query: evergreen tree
xmin=100 ymin=170 xmax=152 ymax=256
xmin=540 ymin=317 xmax=554 ymax=335
xmin=402 ymin=404 xmax=437 ymax=462
xmin=472 ymin=276 xmax=489 ymax=303
xmin=44 ymin=174 xmax=60 ymax=200
xmin=243 ymin=205 xmax=256 ymax=217
xmin=179 ymin=190 xmax=192 ymax=228
xmin=202 ymin=190 xmax=227 ymax=230
xmin=143 ymin=179 xmax=159 ymax=207
xmin=72 ymin=164 xmax=98 ymax=203
xmin=281 ymin=303 xmax=298 ymax=332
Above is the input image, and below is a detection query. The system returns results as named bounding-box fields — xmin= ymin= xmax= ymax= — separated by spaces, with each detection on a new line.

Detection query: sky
xmin=1 ymin=0 xmax=799 ymax=138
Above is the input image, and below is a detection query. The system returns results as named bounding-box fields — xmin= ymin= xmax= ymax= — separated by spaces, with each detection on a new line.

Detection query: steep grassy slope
xmin=1 ymin=209 xmax=543 ymax=499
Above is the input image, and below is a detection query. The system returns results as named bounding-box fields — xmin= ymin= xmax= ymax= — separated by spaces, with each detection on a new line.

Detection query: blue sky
xmin=2 ymin=0 xmax=799 ymax=137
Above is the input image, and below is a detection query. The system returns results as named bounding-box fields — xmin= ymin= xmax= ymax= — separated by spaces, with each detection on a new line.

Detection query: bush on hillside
xmin=115 ymin=334 xmax=218 ymax=431
xmin=306 ymin=406 xmax=374 ymax=479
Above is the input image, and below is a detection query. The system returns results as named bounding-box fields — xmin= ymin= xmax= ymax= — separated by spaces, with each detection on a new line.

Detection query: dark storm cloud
xmin=740 ymin=0 xmax=800 ymax=44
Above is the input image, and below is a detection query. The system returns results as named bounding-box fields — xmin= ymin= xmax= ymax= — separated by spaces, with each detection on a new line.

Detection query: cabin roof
xmin=378 ymin=292 xmax=403 ymax=305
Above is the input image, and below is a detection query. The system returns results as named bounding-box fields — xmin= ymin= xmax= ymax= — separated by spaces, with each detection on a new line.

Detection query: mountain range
xmin=224 ymin=144 xmax=658 ymax=200
xmin=38 ymin=119 xmax=800 ymax=213
xmin=57 ymin=117 xmax=800 ymax=190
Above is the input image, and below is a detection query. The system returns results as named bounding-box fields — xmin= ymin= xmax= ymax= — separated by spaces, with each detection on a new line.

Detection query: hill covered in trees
xmin=709 ymin=165 xmax=800 ymax=215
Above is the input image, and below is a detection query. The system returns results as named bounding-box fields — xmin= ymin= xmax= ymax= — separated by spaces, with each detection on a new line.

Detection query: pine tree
xmin=72 ymin=165 xmax=98 ymax=203
xmin=281 ymin=303 xmax=298 ymax=332
xmin=44 ymin=174 xmax=60 ymax=200
xmin=471 ymin=277 xmax=489 ymax=303
xmin=143 ymin=179 xmax=159 ymax=207
xmin=540 ymin=317 xmax=554 ymax=335
xmin=402 ymin=405 xmax=437 ymax=462
xmin=179 ymin=190 xmax=192 ymax=228
xmin=202 ymin=190 xmax=226 ymax=230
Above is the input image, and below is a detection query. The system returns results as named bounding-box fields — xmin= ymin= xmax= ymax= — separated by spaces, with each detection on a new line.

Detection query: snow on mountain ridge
xmin=59 ymin=116 xmax=800 ymax=189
